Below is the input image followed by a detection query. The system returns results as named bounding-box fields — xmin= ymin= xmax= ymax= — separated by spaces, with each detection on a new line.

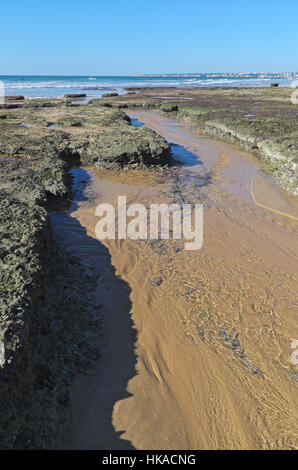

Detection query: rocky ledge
xmin=0 ymin=154 xmax=101 ymax=449
xmin=0 ymin=97 xmax=172 ymax=449
xmin=0 ymin=99 xmax=171 ymax=170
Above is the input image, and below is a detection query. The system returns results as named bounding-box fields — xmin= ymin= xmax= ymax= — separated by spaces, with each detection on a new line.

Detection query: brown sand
xmin=56 ymin=111 xmax=298 ymax=450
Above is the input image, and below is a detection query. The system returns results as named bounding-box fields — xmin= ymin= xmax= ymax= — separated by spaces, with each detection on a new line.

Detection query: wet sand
xmin=56 ymin=111 xmax=298 ymax=450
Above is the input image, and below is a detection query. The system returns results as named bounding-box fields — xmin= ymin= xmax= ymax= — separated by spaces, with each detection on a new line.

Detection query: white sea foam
xmin=1 ymin=75 xmax=295 ymax=98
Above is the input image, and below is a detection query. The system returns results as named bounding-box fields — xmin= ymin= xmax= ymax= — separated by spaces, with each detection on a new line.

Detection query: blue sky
xmin=1 ymin=0 xmax=297 ymax=75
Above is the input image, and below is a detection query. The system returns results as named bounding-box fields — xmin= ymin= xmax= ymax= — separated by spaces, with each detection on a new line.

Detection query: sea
xmin=0 ymin=74 xmax=297 ymax=100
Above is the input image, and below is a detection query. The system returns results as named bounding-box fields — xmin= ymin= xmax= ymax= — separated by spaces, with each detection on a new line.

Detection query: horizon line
xmin=0 ymin=72 xmax=297 ymax=77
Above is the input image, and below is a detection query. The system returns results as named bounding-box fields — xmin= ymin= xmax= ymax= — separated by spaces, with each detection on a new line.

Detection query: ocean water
xmin=0 ymin=74 xmax=297 ymax=100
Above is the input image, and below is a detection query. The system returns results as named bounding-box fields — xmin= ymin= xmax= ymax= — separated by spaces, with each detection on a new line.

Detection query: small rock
xmin=186 ymin=287 xmax=195 ymax=295
xmin=197 ymin=328 xmax=205 ymax=340
xmin=6 ymin=95 xmax=24 ymax=101
xmin=151 ymin=276 xmax=163 ymax=286
xmin=64 ymin=93 xmax=86 ymax=98
xmin=231 ymin=333 xmax=240 ymax=349
xmin=102 ymin=93 xmax=119 ymax=98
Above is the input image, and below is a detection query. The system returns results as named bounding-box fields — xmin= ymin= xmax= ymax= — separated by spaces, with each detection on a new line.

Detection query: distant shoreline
xmin=135 ymin=72 xmax=297 ymax=77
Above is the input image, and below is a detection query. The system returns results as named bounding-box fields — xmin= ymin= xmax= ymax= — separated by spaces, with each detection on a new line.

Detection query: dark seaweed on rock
xmin=0 ymin=155 xmax=100 ymax=449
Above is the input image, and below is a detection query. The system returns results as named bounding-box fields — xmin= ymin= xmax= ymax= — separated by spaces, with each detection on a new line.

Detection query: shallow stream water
xmin=55 ymin=111 xmax=298 ymax=450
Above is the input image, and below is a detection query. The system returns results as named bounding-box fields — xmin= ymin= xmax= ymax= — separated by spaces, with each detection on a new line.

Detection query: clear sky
xmin=1 ymin=0 xmax=297 ymax=75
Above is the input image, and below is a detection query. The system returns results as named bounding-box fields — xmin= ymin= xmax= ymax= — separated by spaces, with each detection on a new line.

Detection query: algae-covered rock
xmin=175 ymin=90 xmax=298 ymax=195
xmin=102 ymin=92 xmax=119 ymax=98
xmin=6 ymin=95 xmax=25 ymax=101
xmin=64 ymin=93 xmax=86 ymax=99
xmin=90 ymin=126 xmax=171 ymax=169
xmin=0 ymin=154 xmax=99 ymax=449
xmin=0 ymin=101 xmax=172 ymax=170
xmin=0 ymin=96 xmax=173 ymax=448
xmin=160 ymin=103 xmax=179 ymax=113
